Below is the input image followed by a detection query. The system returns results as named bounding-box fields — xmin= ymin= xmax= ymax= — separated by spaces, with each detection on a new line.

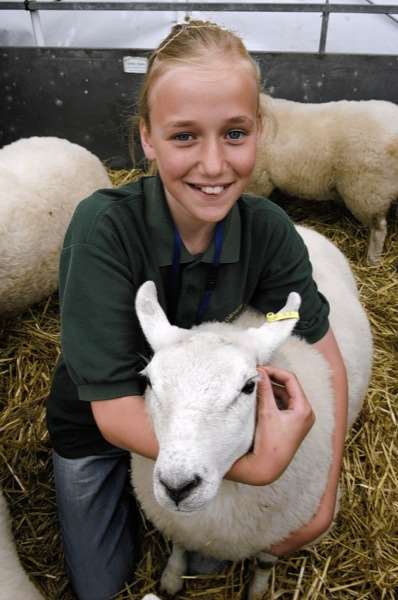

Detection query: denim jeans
xmin=52 ymin=448 xmax=141 ymax=600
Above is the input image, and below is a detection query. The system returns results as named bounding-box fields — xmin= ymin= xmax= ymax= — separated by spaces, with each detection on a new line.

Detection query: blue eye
xmin=227 ymin=130 xmax=246 ymax=141
xmin=174 ymin=132 xmax=193 ymax=142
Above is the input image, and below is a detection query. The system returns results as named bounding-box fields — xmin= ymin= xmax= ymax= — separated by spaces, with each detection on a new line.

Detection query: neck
xmin=185 ymin=223 xmax=215 ymax=254
xmin=179 ymin=222 xmax=215 ymax=255
xmin=164 ymin=190 xmax=216 ymax=254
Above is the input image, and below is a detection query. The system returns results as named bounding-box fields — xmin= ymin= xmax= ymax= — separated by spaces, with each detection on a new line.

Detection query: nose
xmin=159 ymin=474 xmax=202 ymax=505
xmin=200 ymin=137 xmax=224 ymax=178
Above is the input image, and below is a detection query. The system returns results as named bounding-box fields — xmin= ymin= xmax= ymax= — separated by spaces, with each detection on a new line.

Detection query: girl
xmin=47 ymin=20 xmax=347 ymax=600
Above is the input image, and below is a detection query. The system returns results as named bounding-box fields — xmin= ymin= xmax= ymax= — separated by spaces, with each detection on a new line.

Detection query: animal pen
xmin=0 ymin=2 xmax=397 ymax=599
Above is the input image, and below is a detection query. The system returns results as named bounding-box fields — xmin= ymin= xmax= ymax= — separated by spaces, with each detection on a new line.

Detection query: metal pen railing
xmin=1 ymin=1 xmax=397 ymax=53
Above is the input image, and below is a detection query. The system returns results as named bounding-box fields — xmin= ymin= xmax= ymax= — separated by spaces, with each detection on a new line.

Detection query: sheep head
xmin=135 ymin=281 xmax=300 ymax=513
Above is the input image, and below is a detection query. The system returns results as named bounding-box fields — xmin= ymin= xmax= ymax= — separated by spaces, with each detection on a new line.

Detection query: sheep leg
xmin=160 ymin=542 xmax=187 ymax=595
xmin=247 ymin=551 xmax=278 ymax=600
xmin=367 ymin=214 xmax=387 ymax=265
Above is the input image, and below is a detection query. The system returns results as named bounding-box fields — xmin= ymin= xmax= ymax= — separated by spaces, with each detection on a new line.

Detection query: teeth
xmin=197 ymin=186 xmax=225 ymax=194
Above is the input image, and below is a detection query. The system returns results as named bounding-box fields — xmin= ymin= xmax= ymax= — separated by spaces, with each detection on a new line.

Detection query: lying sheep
xmin=0 ymin=137 xmax=111 ymax=316
xmin=247 ymin=95 xmax=398 ymax=264
xmin=0 ymin=490 xmax=42 ymax=600
xmin=133 ymin=225 xmax=372 ymax=600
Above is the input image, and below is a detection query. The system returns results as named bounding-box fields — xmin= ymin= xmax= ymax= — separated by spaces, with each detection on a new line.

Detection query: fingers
xmin=263 ymin=365 xmax=307 ymax=411
xmin=272 ymin=384 xmax=289 ymax=410
xmin=256 ymin=365 xmax=314 ymax=429
xmin=256 ymin=366 xmax=278 ymax=410
xmin=256 ymin=366 xmax=295 ymax=411
xmin=262 ymin=367 xmax=314 ymax=429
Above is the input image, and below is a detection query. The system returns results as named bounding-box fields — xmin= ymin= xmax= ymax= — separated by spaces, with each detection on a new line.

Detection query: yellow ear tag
xmin=266 ymin=311 xmax=299 ymax=322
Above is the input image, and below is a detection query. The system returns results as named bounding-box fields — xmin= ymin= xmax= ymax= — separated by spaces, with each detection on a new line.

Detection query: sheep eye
xmin=241 ymin=380 xmax=255 ymax=395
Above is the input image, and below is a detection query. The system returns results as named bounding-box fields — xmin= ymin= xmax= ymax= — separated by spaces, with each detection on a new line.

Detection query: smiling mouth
xmin=188 ymin=183 xmax=232 ymax=195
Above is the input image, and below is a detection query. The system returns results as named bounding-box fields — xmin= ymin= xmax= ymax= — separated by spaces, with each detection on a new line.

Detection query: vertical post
xmin=318 ymin=0 xmax=330 ymax=54
xmin=174 ymin=0 xmax=191 ymax=25
xmin=26 ymin=1 xmax=45 ymax=46
xmin=184 ymin=0 xmax=192 ymax=22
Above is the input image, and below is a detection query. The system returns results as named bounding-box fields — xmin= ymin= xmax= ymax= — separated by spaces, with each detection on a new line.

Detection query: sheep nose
xmin=160 ymin=474 xmax=202 ymax=504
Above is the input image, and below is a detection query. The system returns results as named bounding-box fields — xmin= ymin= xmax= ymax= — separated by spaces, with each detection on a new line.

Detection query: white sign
xmin=123 ymin=56 xmax=148 ymax=74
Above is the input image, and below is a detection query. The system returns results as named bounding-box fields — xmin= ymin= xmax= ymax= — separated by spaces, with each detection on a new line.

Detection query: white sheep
xmin=247 ymin=95 xmax=398 ymax=264
xmin=133 ymin=225 xmax=373 ymax=600
xmin=0 ymin=490 xmax=42 ymax=600
xmin=0 ymin=136 xmax=111 ymax=316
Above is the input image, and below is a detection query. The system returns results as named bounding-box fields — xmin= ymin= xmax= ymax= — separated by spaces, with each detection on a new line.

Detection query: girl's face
xmin=140 ymin=59 xmax=259 ymax=230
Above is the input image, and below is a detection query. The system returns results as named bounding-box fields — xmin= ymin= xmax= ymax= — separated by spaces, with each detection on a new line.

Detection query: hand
xmin=251 ymin=365 xmax=315 ymax=482
xmin=226 ymin=365 xmax=315 ymax=485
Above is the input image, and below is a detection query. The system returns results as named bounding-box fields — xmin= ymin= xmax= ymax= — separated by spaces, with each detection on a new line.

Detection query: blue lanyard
xmin=171 ymin=221 xmax=224 ymax=324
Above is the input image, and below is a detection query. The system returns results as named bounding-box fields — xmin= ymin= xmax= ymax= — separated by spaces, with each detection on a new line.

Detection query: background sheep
xmin=247 ymin=96 xmax=398 ymax=264
xmin=0 ymin=136 xmax=111 ymax=316
xmin=132 ymin=225 xmax=372 ymax=600
xmin=0 ymin=489 xmax=42 ymax=600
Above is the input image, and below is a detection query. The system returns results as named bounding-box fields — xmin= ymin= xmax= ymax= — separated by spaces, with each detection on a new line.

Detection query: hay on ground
xmin=0 ymin=170 xmax=397 ymax=600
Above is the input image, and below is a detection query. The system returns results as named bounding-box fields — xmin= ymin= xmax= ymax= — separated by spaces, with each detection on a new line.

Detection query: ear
xmin=135 ymin=281 xmax=187 ymax=352
xmin=139 ymin=120 xmax=157 ymax=161
xmin=247 ymin=292 xmax=301 ymax=364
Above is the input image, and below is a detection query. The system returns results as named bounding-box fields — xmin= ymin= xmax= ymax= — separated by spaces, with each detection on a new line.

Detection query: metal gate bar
xmin=1 ymin=2 xmax=398 ymax=12
xmin=1 ymin=1 xmax=397 ymax=54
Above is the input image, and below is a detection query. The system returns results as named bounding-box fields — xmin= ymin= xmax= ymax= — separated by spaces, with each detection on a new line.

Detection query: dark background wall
xmin=1 ymin=47 xmax=397 ymax=167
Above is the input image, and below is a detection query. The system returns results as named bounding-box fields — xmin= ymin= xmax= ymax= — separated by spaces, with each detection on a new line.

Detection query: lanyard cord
xmin=170 ymin=221 xmax=224 ymax=325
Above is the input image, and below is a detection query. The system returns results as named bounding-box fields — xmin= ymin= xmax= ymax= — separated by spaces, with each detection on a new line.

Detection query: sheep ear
xmin=248 ymin=292 xmax=301 ymax=363
xmin=135 ymin=281 xmax=187 ymax=351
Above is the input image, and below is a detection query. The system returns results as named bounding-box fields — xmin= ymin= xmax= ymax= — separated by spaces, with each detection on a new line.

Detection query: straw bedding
xmin=0 ymin=169 xmax=397 ymax=600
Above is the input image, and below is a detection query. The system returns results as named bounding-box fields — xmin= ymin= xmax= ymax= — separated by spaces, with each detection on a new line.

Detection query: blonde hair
xmin=138 ymin=20 xmax=262 ymax=130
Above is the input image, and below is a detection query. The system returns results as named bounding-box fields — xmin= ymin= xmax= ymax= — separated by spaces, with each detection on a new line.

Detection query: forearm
xmin=271 ymin=328 xmax=348 ymax=556
xmin=314 ymin=328 xmax=348 ymax=507
xmin=91 ymin=395 xmax=159 ymax=457
xmin=226 ymin=453 xmax=281 ymax=486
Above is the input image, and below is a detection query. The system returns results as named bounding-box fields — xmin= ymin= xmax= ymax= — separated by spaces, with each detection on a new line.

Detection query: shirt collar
xmin=143 ymin=174 xmax=241 ymax=267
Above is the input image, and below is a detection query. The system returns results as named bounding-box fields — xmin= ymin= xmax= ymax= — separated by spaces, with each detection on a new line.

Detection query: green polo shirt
xmin=47 ymin=175 xmax=329 ymax=458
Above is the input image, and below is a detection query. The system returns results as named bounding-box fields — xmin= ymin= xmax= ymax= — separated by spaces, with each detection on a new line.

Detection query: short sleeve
xmin=250 ymin=213 xmax=330 ymax=344
xmin=59 ymin=214 xmax=147 ymax=402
